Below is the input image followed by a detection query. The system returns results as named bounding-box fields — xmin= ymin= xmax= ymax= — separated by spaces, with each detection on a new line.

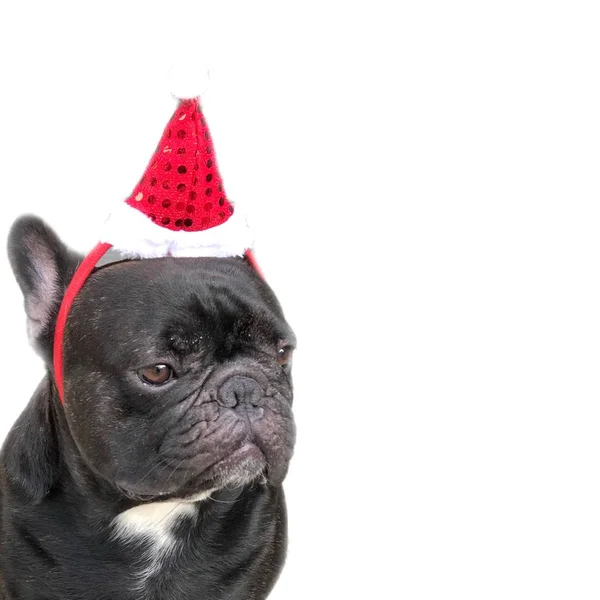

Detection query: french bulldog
xmin=0 ymin=216 xmax=296 ymax=600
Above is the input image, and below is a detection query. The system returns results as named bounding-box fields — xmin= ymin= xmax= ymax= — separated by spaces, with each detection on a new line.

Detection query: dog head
xmin=7 ymin=216 xmax=296 ymax=502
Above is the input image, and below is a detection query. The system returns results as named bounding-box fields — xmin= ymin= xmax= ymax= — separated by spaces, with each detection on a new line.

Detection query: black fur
xmin=0 ymin=216 xmax=296 ymax=599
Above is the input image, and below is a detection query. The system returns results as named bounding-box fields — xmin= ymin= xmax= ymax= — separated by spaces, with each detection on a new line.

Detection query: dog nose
xmin=218 ymin=376 xmax=263 ymax=408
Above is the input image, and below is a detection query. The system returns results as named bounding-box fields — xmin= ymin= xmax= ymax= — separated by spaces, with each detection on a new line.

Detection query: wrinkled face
xmin=63 ymin=257 xmax=295 ymax=500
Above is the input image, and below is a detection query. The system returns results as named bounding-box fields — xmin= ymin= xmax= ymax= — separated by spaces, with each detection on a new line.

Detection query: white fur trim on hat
xmin=101 ymin=201 xmax=254 ymax=258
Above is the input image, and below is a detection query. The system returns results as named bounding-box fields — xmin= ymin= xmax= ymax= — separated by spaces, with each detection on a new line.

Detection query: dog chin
xmin=208 ymin=442 xmax=268 ymax=489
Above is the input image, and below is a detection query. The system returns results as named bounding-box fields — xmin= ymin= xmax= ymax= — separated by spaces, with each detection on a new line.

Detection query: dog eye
xmin=138 ymin=364 xmax=174 ymax=385
xmin=277 ymin=346 xmax=294 ymax=366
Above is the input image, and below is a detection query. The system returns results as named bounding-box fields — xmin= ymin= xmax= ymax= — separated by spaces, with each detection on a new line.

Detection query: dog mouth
xmin=199 ymin=441 xmax=267 ymax=488
xmin=117 ymin=441 xmax=267 ymax=503
xmin=213 ymin=441 xmax=265 ymax=470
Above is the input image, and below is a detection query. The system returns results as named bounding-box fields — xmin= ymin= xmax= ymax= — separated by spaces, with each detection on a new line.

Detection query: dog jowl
xmin=0 ymin=216 xmax=296 ymax=600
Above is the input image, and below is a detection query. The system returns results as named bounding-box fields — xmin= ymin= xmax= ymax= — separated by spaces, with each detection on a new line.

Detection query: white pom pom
xmin=166 ymin=61 xmax=210 ymax=100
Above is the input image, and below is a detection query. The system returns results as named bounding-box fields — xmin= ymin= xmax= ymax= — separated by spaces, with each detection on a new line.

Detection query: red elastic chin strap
xmin=53 ymin=242 xmax=112 ymax=404
xmin=244 ymin=248 xmax=263 ymax=279
xmin=53 ymin=246 xmax=263 ymax=405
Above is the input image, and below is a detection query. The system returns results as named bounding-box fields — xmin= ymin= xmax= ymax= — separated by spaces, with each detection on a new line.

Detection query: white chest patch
xmin=112 ymin=499 xmax=196 ymax=548
xmin=111 ymin=491 xmax=213 ymax=589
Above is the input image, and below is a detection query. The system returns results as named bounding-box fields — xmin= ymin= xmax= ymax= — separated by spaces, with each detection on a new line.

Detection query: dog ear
xmin=1 ymin=380 xmax=59 ymax=503
xmin=7 ymin=215 xmax=82 ymax=364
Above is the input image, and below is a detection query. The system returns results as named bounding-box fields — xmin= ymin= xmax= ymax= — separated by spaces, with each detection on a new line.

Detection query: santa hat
xmin=53 ymin=87 xmax=262 ymax=404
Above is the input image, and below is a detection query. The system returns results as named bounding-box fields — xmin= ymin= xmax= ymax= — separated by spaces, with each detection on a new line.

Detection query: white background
xmin=1 ymin=1 xmax=599 ymax=598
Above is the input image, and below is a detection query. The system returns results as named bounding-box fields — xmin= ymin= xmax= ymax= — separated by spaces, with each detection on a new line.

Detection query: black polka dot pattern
xmin=125 ymin=99 xmax=234 ymax=232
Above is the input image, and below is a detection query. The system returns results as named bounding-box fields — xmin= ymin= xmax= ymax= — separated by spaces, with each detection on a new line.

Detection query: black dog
xmin=0 ymin=216 xmax=296 ymax=600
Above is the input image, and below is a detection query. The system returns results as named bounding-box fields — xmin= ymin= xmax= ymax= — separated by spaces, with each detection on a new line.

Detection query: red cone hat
xmin=102 ymin=96 xmax=253 ymax=258
xmin=128 ymin=98 xmax=233 ymax=232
